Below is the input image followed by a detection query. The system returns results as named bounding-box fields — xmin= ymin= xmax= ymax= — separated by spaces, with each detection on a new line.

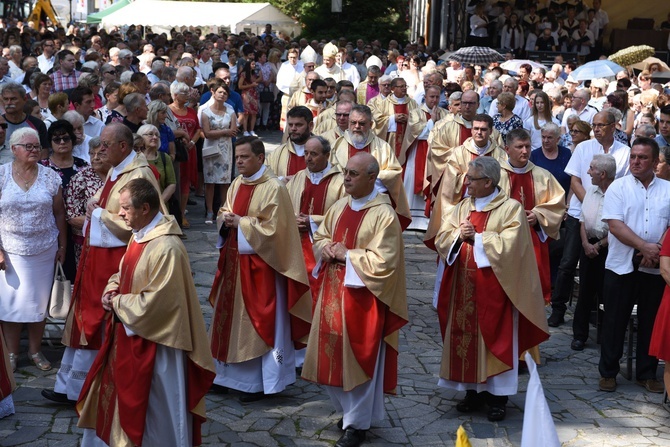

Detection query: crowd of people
xmin=0 ymin=11 xmax=669 ymax=446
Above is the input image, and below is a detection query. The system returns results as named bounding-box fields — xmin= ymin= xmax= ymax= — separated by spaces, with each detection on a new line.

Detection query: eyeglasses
xmin=380 ymin=83 xmax=391 ymax=87
xmin=14 ymin=143 xmax=42 ymax=152
xmin=104 ymin=71 xmax=116 ymax=75
xmin=591 ymin=123 xmax=613 ymax=129
xmin=461 ymin=101 xmax=477 ymax=106
xmin=464 ymin=175 xmax=488 ymax=182
xmin=52 ymin=136 xmax=71 ymax=144
xmin=569 ymin=129 xmax=584 ymax=134
xmin=349 ymin=120 xmax=368 ymax=127
xmin=335 ymin=113 xmax=350 ymax=118
xmin=101 ymin=140 xmax=119 ymax=148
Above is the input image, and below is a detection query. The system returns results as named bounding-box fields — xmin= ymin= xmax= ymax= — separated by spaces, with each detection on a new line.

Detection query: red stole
xmin=313 ymin=205 xmax=405 ymax=393
xmin=304 ymin=91 xmax=314 ymax=103
xmin=287 ymin=151 xmax=307 ymax=177
xmin=392 ymin=103 xmax=409 ymax=157
xmin=69 ymin=177 xmax=127 ymax=349
xmin=506 ymin=170 xmax=551 ymax=304
xmin=438 ymin=210 xmax=513 ymax=383
xmin=407 ymin=110 xmax=432 ymax=195
xmin=299 ymin=175 xmax=334 ymax=304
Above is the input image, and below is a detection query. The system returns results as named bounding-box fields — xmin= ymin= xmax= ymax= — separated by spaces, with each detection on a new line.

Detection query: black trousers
xmin=572 ymin=242 xmax=607 ymax=342
xmin=598 ymin=269 xmax=664 ymax=380
xmin=550 ymin=215 xmax=582 ymax=313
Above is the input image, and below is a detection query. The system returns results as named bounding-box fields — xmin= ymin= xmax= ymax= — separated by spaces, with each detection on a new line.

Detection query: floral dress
xmin=493 ymin=113 xmax=524 ymax=143
xmin=240 ymin=72 xmax=260 ymax=115
xmin=65 ymin=166 xmax=104 ymax=265
xmin=201 ymin=105 xmax=234 ymax=185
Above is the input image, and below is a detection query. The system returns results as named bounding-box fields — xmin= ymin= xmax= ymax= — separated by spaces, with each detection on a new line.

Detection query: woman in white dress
xmin=200 ymin=78 xmax=237 ymax=224
xmin=523 ymin=91 xmax=561 ymax=150
xmin=0 ymin=128 xmax=67 ymax=372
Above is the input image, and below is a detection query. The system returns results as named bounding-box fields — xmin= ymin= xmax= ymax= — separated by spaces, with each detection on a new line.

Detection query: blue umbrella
xmin=571 ymin=60 xmax=625 ymax=81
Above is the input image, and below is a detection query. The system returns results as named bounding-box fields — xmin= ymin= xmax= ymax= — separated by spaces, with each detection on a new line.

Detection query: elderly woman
xmin=656 ymin=146 xmax=670 ymax=181
xmin=524 ymin=90 xmax=560 ymax=150
xmin=117 ymin=48 xmax=136 ymax=74
xmin=64 ymin=138 xmax=110 ymax=265
xmin=62 ymin=111 xmax=91 ymax=163
xmin=493 ymin=91 xmax=523 ymax=142
xmin=571 ymin=154 xmax=616 ymax=351
xmin=100 ymin=63 xmax=118 ymax=89
xmin=137 ymin=124 xmax=177 ymax=203
xmin=0 ymin=128 xmax=67 ymax=372
xmin=530 ymin=122 xmax=572 ymax=194
xmin=200 ymin=78 xmax=237 ymax=224
xmin=146 ymin=100 xmax=176 ymax=159
xmin=169 ymin=81 xmax=201 ymax=227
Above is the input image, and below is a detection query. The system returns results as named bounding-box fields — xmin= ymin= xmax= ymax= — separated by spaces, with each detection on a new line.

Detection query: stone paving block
xmin=238 ymin=431 xmax=280 ymax=446
xmin=50 ymin=417 xmax=70 ymax=434
xmin=0 ymin=426 xmax=49 ymax=446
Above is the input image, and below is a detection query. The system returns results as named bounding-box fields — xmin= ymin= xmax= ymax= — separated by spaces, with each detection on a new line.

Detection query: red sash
xmin=392 ymin=103 xmax=408 ymax=157
xmin=438 ymin=210 xmax=513 ymax=383
xmin=411 ymin=110 xmax=432 ymax=195
xmin=348 ymin=143 xmax=370 ymax=158
xmin=507 ymin=171 xmax=551 ymax=304
xmin=300 ymin=176 xmax=333 ymax=303
xmin=69 ymin=177 xmax=127 ymax=349
xmin=304 ymin=92 xmax=314 ymax=103
xmin=286 ymin=151 xmax=307 ymax=177
xmin=314 ymin=205 xmax=406 ymax=393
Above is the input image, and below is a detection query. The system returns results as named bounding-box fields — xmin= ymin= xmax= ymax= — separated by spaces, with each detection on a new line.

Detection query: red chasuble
xmin=506 ymin=171 xmax=551 ymax=304
xmin=287 ymin=151 xmax=307 ymax=177
xmin=348 ymin=144 xmax=370 ymax=158
xmin=299 ymin=175 xmax=334 ymax=303
xmin=392 ymin=103 xmax=409 ymax=157
xmin=69 ymin=177 xmax=127 ymax=350
xmin=210 ymin=184 xmax=309 ymax=362
xmin=438 ymin=211 xmax=513 ymax=382
xmin=313 ymin=205 xmax=406 ymax=393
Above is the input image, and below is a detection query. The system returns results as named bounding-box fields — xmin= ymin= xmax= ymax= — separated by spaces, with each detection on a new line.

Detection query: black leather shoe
xmin=456 ymin=391 xmax=485 ymax=413
xmin=571 ymin=339 xmax=585 ymax=351
xmin=239 ymin=392 xmax=266 ymax=403
xmin=335 ymin=428 xmax=367 ymax=447
xmin=41 ymin=389 xmax=75 ymax=405
xmin=210 ymin=383 xmax=229 ymax=394
xmin=547 ymin=311 xmax=565 ymax=327
xmin=487 ymin=405 xmax=507 ymax=422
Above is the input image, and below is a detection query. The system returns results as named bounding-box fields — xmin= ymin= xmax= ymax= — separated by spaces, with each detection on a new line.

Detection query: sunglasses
xmin=52 ymin=136 xmax=72 ymax=144
xmin=0 ymin=123 xmax=6 ymax=129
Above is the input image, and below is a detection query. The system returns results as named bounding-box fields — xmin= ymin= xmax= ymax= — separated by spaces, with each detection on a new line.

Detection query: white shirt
xmin=523 ymin=116 xmax=560 ymax=150
xmin=602 ymin=175 xmax=670 ymax=275
xmin=579 ymin=184 xmax=608 ymax=239
xmin=37 ymin=54 xmax=55 ymax=74
xmin=84 ymin=115 xmax=105 ymax=138
xmin=488 ymin=95 xmax=532 ymax=121
xmin=309 ymin=162 xmax=332 ymax=185
xmin=111 ymin=151 xmax=137 ymax=181
xmin=564 ymin=139 xmax=630 ymax=218
xmin=198 ymin=58 xmax=213 ymax=81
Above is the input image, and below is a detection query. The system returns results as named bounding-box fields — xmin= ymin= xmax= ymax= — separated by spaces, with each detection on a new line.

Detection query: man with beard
xmin=320 ymin=99 xmax=354 ymax=147
xmin=315 ymin=43 xmax=346 ymax=82
xmin=399 ymin=85 xmax=449 ymax=231
xmin=331 ymin=105 xmax=411 ymax=230
xmin=356 ymin=65 xmax=381 ymax=105
xmin=267 ymin=106 xmax=313 ymax=181
xmin=302 ymin=152 xmax=408 ymax=447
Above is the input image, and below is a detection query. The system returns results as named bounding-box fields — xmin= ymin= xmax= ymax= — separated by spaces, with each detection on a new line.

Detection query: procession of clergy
xmin=26 ymin=41 xmax=568 ymax=447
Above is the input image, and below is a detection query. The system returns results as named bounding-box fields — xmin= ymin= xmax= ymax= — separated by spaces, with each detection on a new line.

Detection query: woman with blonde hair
xmin=524 ymin=90 xmax=560 ymax=149
xmin=104 ymin=82 xmax=139 ymax=124
xmin=493 ymin=91 xmax=523 ymax=142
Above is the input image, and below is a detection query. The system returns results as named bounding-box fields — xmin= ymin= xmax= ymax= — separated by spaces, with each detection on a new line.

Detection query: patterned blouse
xmin=493 ymin=113 xmax=524 ymax=143
xmin=38 ymin=157 xmax=89 ymax=202
xmin=65 ymin=166 xmax=105 ymax=241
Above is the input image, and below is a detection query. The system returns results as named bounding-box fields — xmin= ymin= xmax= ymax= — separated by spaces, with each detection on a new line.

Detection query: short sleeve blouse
xmin=0 ymin=163 xmax=61 ymax=255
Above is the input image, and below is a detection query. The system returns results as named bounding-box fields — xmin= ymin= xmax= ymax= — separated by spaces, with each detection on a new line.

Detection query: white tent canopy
xmin=100 ymin=0 xmax=301 ymax=37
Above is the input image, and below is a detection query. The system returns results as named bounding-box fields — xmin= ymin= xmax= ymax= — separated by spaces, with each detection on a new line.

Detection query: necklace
xmin=13 ymin=164 xmax=36 ymax=189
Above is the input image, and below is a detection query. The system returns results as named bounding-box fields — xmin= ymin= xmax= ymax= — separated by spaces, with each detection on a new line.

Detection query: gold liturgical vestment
xmin=314 ymin=106 xmax=337 ymax=135
xmin=302 ymin=194 xmax=409 ymax=392
xmin=371 ymin=95 xmax=421 ymax=156
xmin=209 ymin=167 xmax=312 ymax=363
xmin=435 ymin=191 xmax=550 ymax=383
xmin=265 ymin=140 xmax=307 ymax=179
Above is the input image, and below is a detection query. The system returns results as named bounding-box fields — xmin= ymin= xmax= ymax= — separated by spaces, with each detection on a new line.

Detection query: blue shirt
xmin=199 ymin=90 xmax=244 ymax=115
xmin=158 ymin=123 xmax=175 ymax=154
xmin=530 ymin=145 xmax=572 ymax=194
xmin=655 ymin=134 xmax=670 ymax=148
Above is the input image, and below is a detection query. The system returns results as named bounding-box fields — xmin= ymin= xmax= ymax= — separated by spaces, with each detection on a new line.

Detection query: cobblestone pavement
xmin=1 ymin=130 xmax=668 ymax=446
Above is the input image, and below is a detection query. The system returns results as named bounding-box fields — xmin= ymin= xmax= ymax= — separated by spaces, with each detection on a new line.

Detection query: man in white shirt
xmin=198 ymin=48 xmax=213 ymax=81
xmin=37 ymin=39 xmax=56 ymax=74
xmin=598 ymin=137 xmax=669 ymax=394
xmin=560 ymin=88 xmax=597 ymax=133
xmin=488 ymin=78 xmax=531 ymax=121
xmin=548 ymin=110 xmax=630 ymax=327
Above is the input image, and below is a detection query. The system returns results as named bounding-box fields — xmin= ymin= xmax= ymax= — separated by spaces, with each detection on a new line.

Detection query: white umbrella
xmin=571 ymin=60 xmax=624 ymax=81
xmin=500 ymin=59 xmax=547 ymax=72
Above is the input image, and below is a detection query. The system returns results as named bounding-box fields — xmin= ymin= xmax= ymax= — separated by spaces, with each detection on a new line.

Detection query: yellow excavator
xmin=26 ymin=0 xmax=61 ymax=27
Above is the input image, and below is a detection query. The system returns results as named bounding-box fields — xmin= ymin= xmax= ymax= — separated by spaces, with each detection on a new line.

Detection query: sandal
xmin=29 ymin=352 xmax=52 ymax=371
xmin=8 ymin=353 xmax=16 ymax=372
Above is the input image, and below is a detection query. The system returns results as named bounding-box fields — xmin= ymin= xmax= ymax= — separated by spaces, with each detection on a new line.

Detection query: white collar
xmin=351 ymin=189 xmax=378 ymax=211
xmin=475 ymin=140 xmax=491 ymax=154
xmin=474 ymin=188 xmax=499 ymax=212
xmin=134 ymin=212 xmax=164 ymax=242
xmin=309 ymin=162 xmax=332 ymax=184
xmin=244 ymin=164 xmax=266 ymax=181
xmin=391 ymin=94 xmax=407 ymax=104
xmin=293 ymin=143 xmax=305 ymax=156
xmin=111 ymin=151 xmax=136 ymax=181
xmin=509 ymin=160 xmax=528 ymax=173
